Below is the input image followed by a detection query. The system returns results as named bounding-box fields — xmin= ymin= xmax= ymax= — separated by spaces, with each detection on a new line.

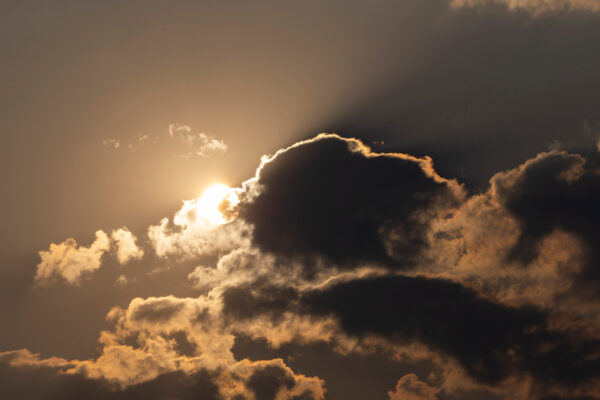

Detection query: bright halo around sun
xmin=195 ymin=183 xmax=241 ymax=225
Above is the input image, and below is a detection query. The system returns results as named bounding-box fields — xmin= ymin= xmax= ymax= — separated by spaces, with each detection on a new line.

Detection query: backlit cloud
xmin=111 ymin=227 xmax=144 ymax=265
xmin=35 ymin=230 xmax=110 ymax=285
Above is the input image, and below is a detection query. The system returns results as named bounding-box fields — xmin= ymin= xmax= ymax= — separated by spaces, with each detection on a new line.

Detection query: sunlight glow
xmin=194 ymin=183 xmax=240 ymax=226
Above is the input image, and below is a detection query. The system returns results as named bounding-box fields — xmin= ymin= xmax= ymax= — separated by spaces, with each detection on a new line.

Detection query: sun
xmin=195 ymin=183 xmax=241 ymax=225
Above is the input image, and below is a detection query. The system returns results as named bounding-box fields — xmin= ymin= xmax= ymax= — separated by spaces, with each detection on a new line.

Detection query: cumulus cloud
xmin=0 ymin=292 xmax=326 ymax=400
xmin=111 ymin=227 xmax=144 ymax=265
xmin=450 ymin=0 xmax=600 ymax=14
xmin=36 ymin=226 xmax=145 ymax=286
xmin=421 ymin=150 xmax=600 ymax=316
xmin=35 ymin=230 xmax=110 ymax=285
xmin=240 ymin=133 xmax=463 ymax=271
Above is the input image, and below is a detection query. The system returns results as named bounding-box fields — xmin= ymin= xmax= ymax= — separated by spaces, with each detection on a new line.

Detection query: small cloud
xmin=115 ymin=274 xmax=128 ymax=287
xmin=388 ymin=374 xmax=439 ymax=400
xmin=167 ymin=123 xmax=227 ymax=159
xmin=102 ymin=138 xmax=120 ymax=149
xmin=128 ymin=133 xmax=150 ymax=150
xmin=168 ymin=123 xmax=192 ymax=137
xmin=111 ymin=227 xmax=144 ymax=265
xmin=102 ymin=125 xmax=226 ymax=158
xmin=35 ymin=230 xmax=110 ymax=285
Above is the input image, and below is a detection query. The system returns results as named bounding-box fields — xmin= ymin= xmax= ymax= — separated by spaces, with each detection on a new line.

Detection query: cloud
xmin=17 ymin=134 xmax=600 ymax=399
xmin=35 ymin=230 xmax=110 ymax=285
xmin=0 ymin=292 xmax=326 ymax=399
xmin=167 ymin=123 xmax=227 ymax=158
xmin=220 ymin=273 xmax=600 ymax=398
xmin=102 ymin=139 xmax=120 ymax=149
xmin=420 ymin=150 xmax=600 ymax=319
xmin=111 ymin=227 xmax=144 ymax=265
xmin=451 ymin=0 xmax=600 ymax=14
xmin=101 ymin=125 xmax=226 ymax=158
xmin=36 ymin=226 xmax=145 ymax=286
xmin=240 ymin=133 xmax=464 ymax=271
xmin=115 ymin=274 xmax=128 ymax=287
xmin=0 ymin=349 xmax=222 ymax=400
xmin=147 ymin=216 xmax=250 ymax=260
xmin=388 ymin=374 xmax=439 ymax=400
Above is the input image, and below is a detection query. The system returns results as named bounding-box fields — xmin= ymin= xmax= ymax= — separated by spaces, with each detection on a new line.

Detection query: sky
xmin=2 ymin=0 xmax=600 ymax=399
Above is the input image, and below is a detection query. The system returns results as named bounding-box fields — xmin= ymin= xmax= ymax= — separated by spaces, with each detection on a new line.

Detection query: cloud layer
xmin=452 ymin=0 xmax=600 ymax=14
xmin=15 ymin=134 xmax=600 ymax=399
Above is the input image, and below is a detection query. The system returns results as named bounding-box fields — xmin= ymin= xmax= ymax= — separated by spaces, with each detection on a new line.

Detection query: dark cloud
xmin=326 ymin=3 xmax=600 ymax=187
xmin=302 ymin=275 xmax=542 ymax=384
xmin=129 ymin=297 xmax=185 ymax=322
xmin=233 ymin=336 xmax=438 ymax=400
xmin=493 ymin=151 xmax=600 ymax=287
xmin=247 ymin=364 xmax=296 ymax=400
xmin=303 ymin=275 xmax=600 ymax=387
xmin=223 ymin=284 xmax=299 ymax=322
xmin=223 ymin=274 xmax=600 ymax=391
xmin=241 ymin=135 xmax=462 ymax=271
xmin=0 ymin=362 xmax=221 ymax=400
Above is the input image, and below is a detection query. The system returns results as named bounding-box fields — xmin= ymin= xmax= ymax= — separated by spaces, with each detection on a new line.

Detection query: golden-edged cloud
xmin=35 ymin=230 xmax=110 ymax=285
xmin=111 ymin=227 xmax=144 ymax=265
xmin=36 ymin=227 xmax=144 ymax=285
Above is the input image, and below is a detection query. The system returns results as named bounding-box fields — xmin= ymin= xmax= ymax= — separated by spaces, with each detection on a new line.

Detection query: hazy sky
xmin=2 ymin=1 xmax=600 ymax=399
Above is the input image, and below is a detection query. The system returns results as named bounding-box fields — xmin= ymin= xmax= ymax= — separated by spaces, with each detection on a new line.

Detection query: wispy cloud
xmin=102 ymin=138 xmax=120 ymax=149
xmin=102 ymin=125 xmax=227 ymax=159
xmin=167 ymin=123 xmax=227 ymax=159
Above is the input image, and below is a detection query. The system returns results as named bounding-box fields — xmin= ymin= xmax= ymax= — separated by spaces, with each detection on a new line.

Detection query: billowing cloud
xmin=451 ymin=0 xmax=600 ymax=14
xmin=35 ymin=230 xmax=110 ymax=285
xmin=240 ymin=134 xmax=464 ymax=271
xmin=111 ymin=227 xmax=144 ymax=265
xmin=0 ymin=292 xmax=326 ymax=400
